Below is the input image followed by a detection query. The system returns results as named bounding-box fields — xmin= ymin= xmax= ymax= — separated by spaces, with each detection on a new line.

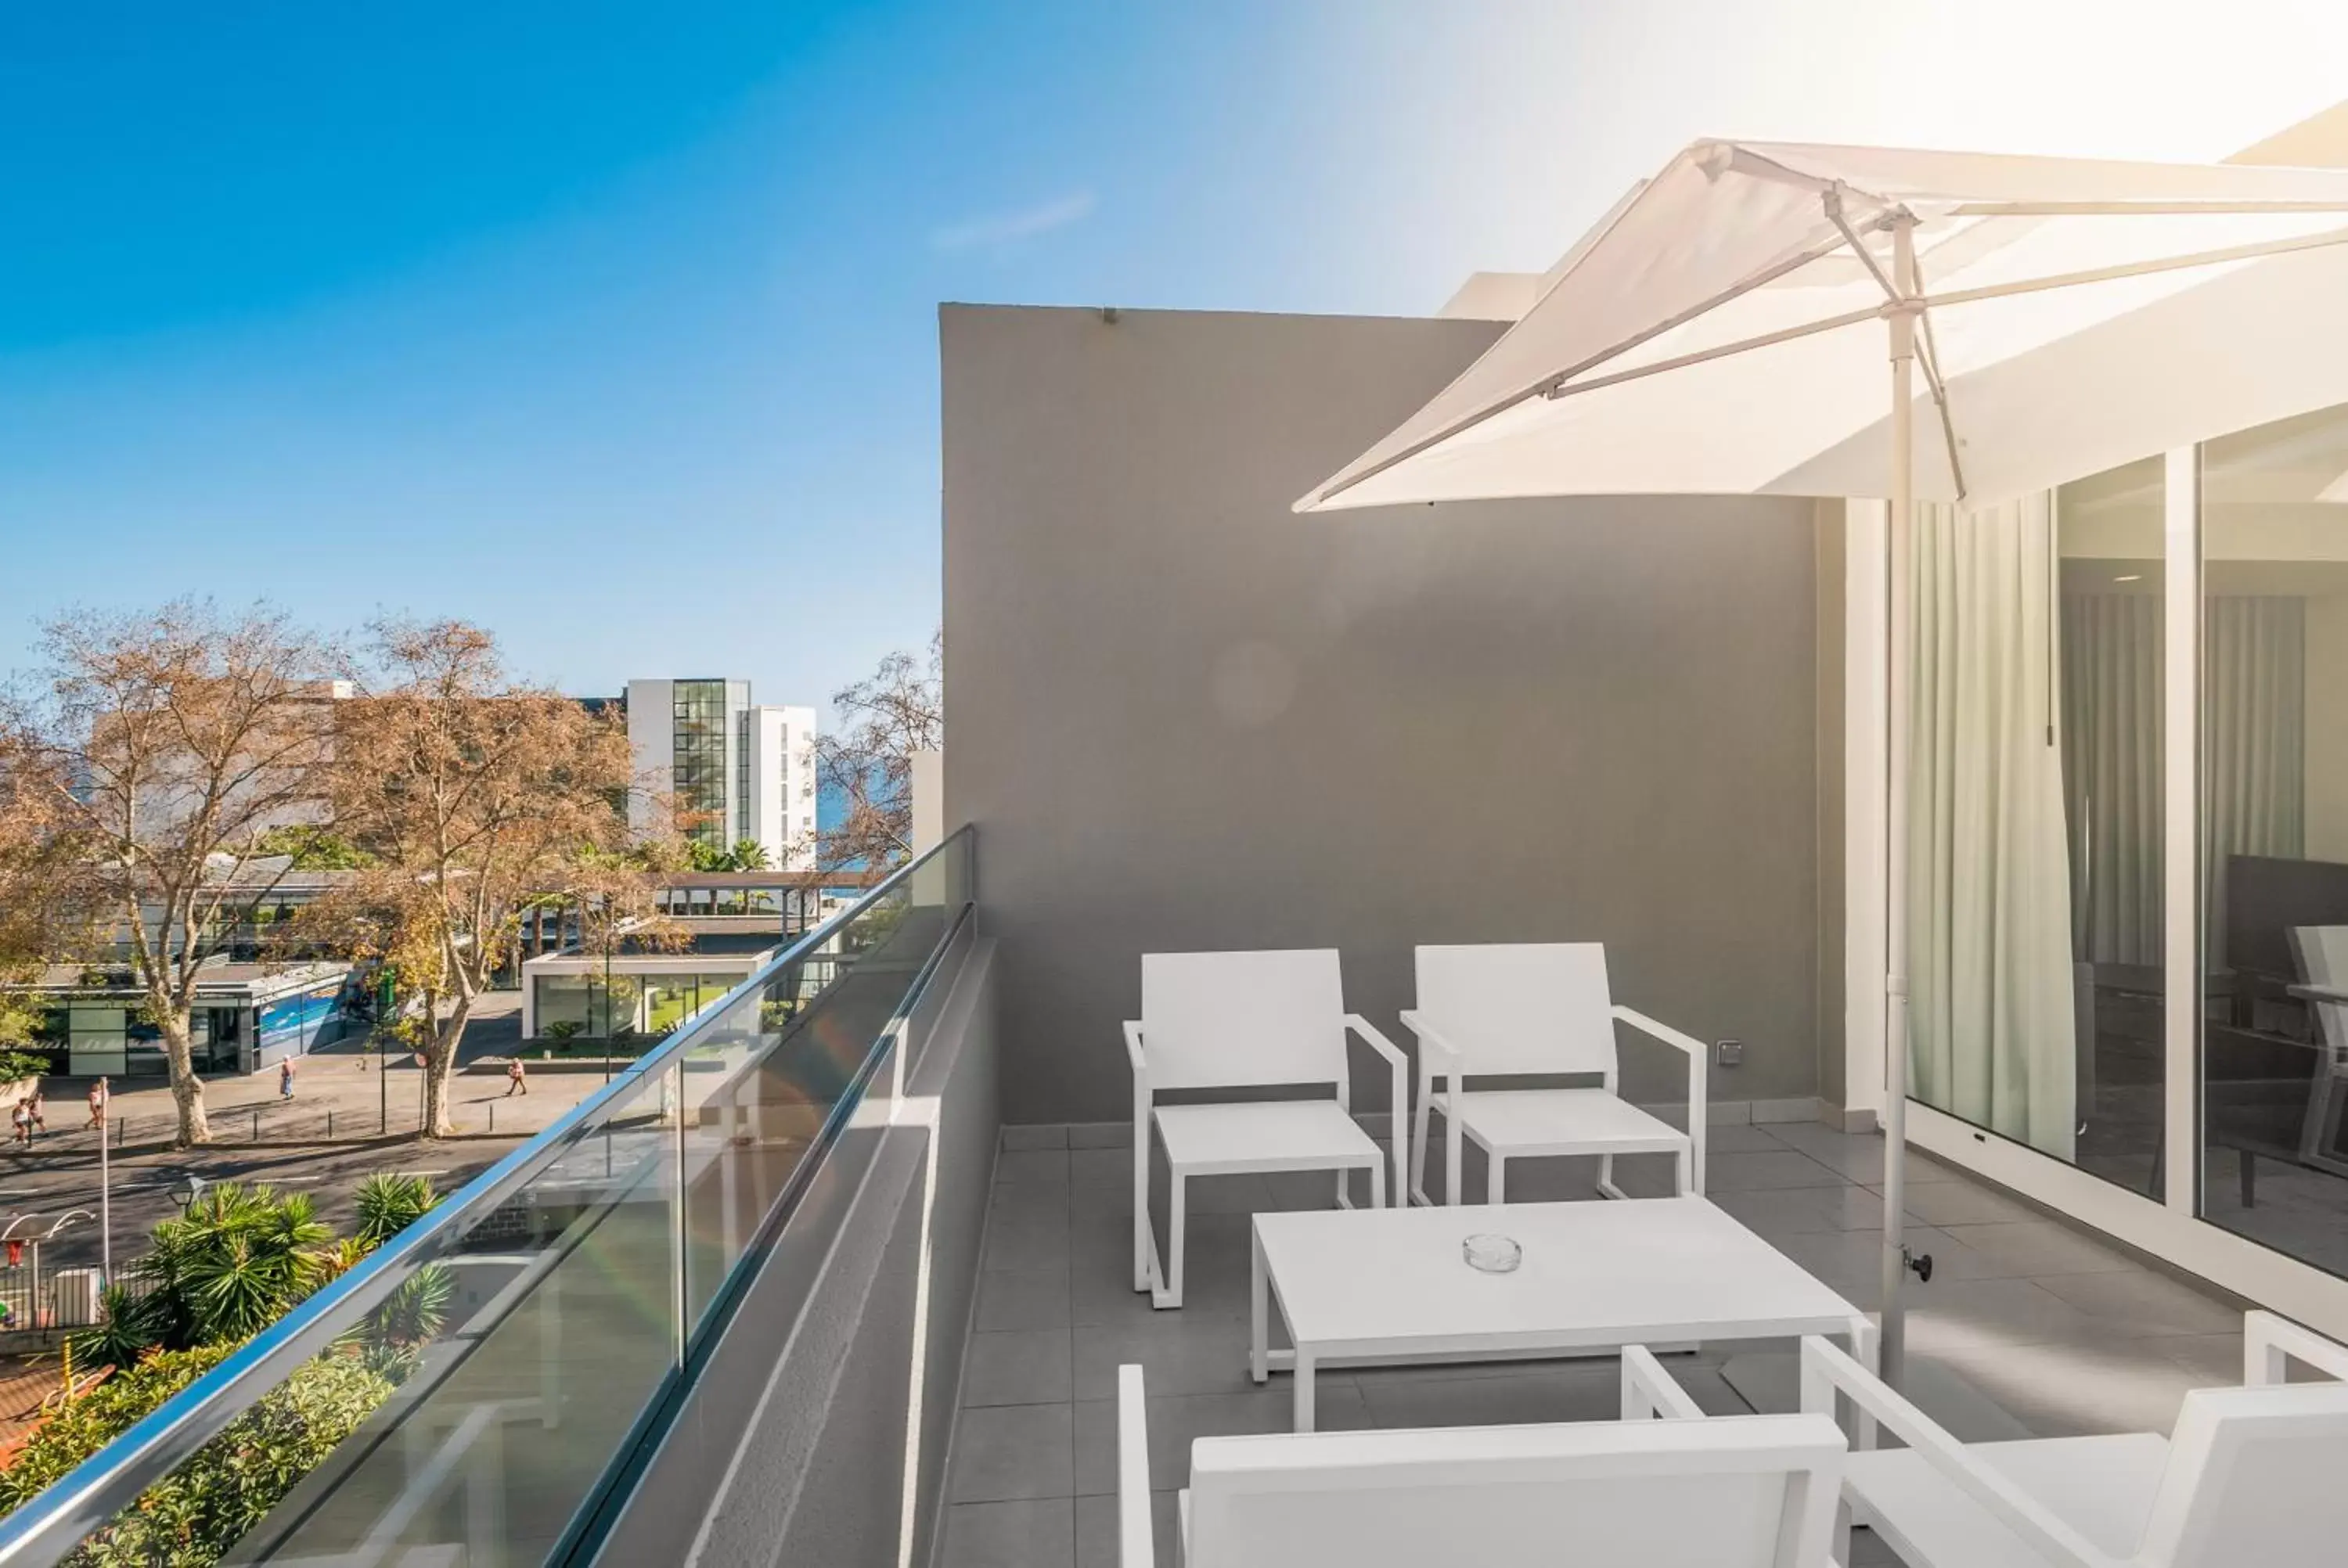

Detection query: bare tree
xmin=804 ymin=631 xmax=941 ymax=871
xmin=312 ymin=620 xmax=657 ymax=1135
xmin=0 ymin=739 xmax=89 ymax=1046
xmin=2 ymin=602 xmax=340 ymax=1145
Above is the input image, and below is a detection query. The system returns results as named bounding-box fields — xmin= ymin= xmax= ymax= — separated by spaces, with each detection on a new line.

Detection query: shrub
xmin=352 ymin=1174 xmax=439 ymax=1249
xmin=67 ymin=1184 xmax=335 ymax=1368
xmin=0 ymin=1050 xmax=52 ymax=1084
xmin=2 ymin=1347 xmax=398 ymax=1567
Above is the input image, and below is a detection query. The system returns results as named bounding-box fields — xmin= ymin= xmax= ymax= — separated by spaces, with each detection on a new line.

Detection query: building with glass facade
xmin=517 ymin=930 xmax=787 ymax=1042
xmin=618 ymin=678 xmax=816 ymax=867
xmin=15 ymin=961 xmax=355 ymax=1077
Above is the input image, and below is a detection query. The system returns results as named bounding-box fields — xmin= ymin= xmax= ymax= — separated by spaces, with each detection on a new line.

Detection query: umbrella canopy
xmin=1296 ymin=140 xmax=2348 ymax=513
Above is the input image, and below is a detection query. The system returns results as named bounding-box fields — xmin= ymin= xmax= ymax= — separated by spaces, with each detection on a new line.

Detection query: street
xmin=0 ymin=1136 xmax=526 ymax=1272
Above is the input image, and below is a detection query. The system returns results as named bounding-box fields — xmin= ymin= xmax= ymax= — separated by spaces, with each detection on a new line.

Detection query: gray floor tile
xmin=985 ymin=1199 xmax=1072 ymax=1274
xmin=1073 ymin=1314 xmax=1258 ymax=1401
xmin=1359 ymin=1363 xmax=1627 ymax=1429
xmin=1881 ymin=1178 xmax=2046 ymax=1228
xmin=997 ymin=1149 xmax=1073 ymax=1186
xmin=1763 ymin=1224 xmax=2005 ymax=1289
xmin=2031 ymin=1268 xmax=2243 ymax=1338
xmin=1903 ymin=1278 xmax=2107 ymax=1357
xmin=1759 ymin=1123 xmax=1964 ymax=1185
xmin=1699 ymin=1149 xmax=1853 ymax=1191
xmin=1075 ymin=1491 xmax=1179 ymax=1568
xmin=963 ymin=1329 xmax=1075 ymax=1407
xmin=1001 ymin=1124 xmax=1068 ymax=1152
xmin=978 ymin=1267 xmax=1073 ymax=1332
xmin=1701 ymin=1122 xmax=1795 ymax=1153
xmin=1926 ymin=1336 xmax=2206 ymax=1438
xmin=1068 ymin=1122 xmax=1133 ymax=1149
xmin=1069 ymin=1145 xmax=1133 ymax=1196
xmin=1072 ymin=1385 xmax=1370 ymax=1494
xmin=1940 ymin=1218 xmax=2141 ymax=1276
xmin=1712 ymin=1185 xmax=1885 ymax=1235
xmin=949 ymin=1403 xmax=1075 ymax=1502
xmin=2149 ymin=1332 xmax=2250 ymax=1385
xmin=939 ymin=1498 xmax=1074 ymax=1568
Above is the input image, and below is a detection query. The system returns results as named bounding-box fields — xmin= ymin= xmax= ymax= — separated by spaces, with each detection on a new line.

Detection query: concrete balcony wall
xmin=942 ymin=304 xmax=1828 ymax=1126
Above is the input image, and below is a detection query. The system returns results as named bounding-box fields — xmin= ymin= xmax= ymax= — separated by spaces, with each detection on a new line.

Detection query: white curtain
xmin=2203 ymin=597 xmax=2306 ymax=958
xmin=2062 ymin=595 xmax=2164 ymax=966
xmin=1907 ymin=494 xmax=2079 ymax=1159
xmin=2060 ymin=595 xmax=2304 ymax=966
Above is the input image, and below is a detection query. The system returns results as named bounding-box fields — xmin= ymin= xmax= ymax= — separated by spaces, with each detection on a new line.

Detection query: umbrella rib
xmin=1921 ymin=221 xmax=2348 ymax=311
xmin=1309 ymin=227 xmax=1860 ymax=505
xmin=1950 ymin=200 xmax=2348 ymax=218
xmin=1535 ymin=300 xmax=1887 ymax=402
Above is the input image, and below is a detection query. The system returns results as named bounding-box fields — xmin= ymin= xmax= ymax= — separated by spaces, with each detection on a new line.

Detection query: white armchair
xmin=1126 ymin=950 xmax=1407 ymax=1309
xmin=1118 ymin=1358 xmax=1848 ymax=1567
xmin=1800 ymin=1312 xmax=2348 ymax=1566
xmin=1403 ymin=943 xmax=1707 ymax=1206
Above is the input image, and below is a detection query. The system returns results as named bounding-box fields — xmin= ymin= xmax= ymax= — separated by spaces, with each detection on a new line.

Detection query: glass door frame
xmin=1842 ymin=468 xmax=2348 ymax=1340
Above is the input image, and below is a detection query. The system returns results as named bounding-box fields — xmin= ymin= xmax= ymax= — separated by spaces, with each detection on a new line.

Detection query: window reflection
xmin=2200 ymin=403 xmax=2348 ymax=1278
xmin=2057 ymin=455 xmax=2171 ymax=1192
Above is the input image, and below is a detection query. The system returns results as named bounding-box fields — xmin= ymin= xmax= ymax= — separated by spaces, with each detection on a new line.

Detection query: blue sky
xmin=5 ymin=2 xmax=2344 ymax=711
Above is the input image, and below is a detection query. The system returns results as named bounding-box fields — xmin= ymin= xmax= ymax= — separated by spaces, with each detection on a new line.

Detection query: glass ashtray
xmin=1462 ymin=1233 xmax=1522 ymax=1274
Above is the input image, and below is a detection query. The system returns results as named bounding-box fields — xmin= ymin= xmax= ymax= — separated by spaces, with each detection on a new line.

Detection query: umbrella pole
xmin=1879 ymin=214 xmax=1919 ymax=1389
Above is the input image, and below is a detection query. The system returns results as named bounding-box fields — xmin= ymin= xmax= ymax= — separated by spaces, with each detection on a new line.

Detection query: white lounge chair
xmin=1125 ymin=950 xmax=1407 ymax=1309
xmin=1800 ymin=1311 xmax=2348 ymax=1566
xmin=1403 ymin=942 xmax=1707 ymax=1206
xmin=1117 ymin=1356 xmax=1848 ymax=1567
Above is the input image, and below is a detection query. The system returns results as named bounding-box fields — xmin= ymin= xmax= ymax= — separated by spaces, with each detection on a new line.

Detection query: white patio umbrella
xmin=1298 ymin=138 xmax=2348 ymax=1386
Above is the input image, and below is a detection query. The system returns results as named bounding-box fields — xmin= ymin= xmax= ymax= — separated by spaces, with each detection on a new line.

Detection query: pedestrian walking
xmin=505 ymin=1057 xmax=528 ymax=1098
xmin=24 ymin=1084 xmax=44 ymax=1135
xmin=86 ymin=1077 xmax=107 ymax=1131
xmin=279 ymin=1058 xmax=296 ymax=1101
xmin=9 ymin=1100 xmax=28 ymax=1148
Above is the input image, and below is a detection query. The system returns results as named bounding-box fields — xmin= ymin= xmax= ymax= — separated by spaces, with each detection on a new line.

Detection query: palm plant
xmin=353 ymin=1173 xmax=440 ymax=1249
xmin=135 ymin=1182 xmax=334 ymax=1349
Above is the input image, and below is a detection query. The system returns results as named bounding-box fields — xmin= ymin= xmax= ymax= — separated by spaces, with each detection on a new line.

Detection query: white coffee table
xmin=1251 ymin=1196 xmax=1874 ymax=1430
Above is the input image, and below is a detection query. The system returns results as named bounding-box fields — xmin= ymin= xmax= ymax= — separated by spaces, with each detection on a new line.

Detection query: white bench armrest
xmin=1398 ymin=1009 xmax=1465 ymax=1081
xmin=1799 ymin=1338 xmax=2116 ymax=1568
xmin=2245 ymin=1309 xmax=2348 ymax=1385
xmin=1117 ymin=1364 xmax=1153 ymax=1567
xmin=1612 ymin=1005 xmax=1709 ymax=1189
xmin=1621 ymin=1343 xmax=1708 ymax=1421
xmin=1612 ymin=1004 xmax=1705 ymax=1061
xmin=1122 ymin=1020 xmax=1147 ymax=1081
xmin=1345 ymin=1015 xmax=1411 ymax=1202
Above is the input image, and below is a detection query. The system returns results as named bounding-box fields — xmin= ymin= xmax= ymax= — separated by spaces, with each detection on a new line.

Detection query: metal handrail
xmin=0 ymin=826 xmax=975 ymax=1565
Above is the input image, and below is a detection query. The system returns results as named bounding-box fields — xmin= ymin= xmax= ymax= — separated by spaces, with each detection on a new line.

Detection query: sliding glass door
xmin=2199 ymin=402 xmax=2348 ymax=1280
xmin=1863 ymin=413 xmax=2348 ymax=1327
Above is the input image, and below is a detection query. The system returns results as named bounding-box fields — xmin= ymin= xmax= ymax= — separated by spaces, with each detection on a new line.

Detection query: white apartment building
xmin=621 ymin=678 xmax=816 ymax=869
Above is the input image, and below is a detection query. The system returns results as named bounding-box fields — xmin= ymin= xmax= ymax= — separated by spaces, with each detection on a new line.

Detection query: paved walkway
xmin=9 ymin=995 xmax=627 ymax=1150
